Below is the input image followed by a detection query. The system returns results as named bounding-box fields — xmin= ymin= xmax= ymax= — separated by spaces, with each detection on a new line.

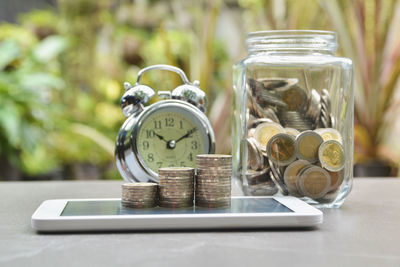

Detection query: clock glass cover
xmin=136 ymin=106 xmax=210 ymax=174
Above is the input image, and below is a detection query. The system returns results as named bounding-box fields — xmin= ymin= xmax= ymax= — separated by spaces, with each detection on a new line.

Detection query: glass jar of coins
xmin=232 ymin=30 xmax=353 ymax=208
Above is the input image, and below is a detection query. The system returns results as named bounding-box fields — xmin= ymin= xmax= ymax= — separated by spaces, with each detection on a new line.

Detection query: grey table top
xmin=1 ymin=178 xmax=399 ymax=267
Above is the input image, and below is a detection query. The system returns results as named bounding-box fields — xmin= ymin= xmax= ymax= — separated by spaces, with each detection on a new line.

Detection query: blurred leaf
xmin=70 ymin=123 xmax=114 ymax=156
xmin=0 ymin=103 xmax=21 ymax=146
xmin=33 ymin=36 xmax=68 ymax=63
xmin=0 ymin=40 xmax=20 ymax=70
xmin=21 ymin=144 xmax=58 ymax=174
xmin=19 ymin=9 xmax=60 ymax=27
xmin=20 ymin=73 xmax=65 ymax=91
xmin=0 ymin=23 xmax=37 ymax=48
xmin=95 ymin=102 xmax=122 ymax=128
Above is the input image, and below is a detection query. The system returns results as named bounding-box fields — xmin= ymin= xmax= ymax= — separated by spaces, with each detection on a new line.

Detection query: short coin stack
xmin=121 ymin=183 xmax=158 ymax=208
xmin=158 ymin=167 xmax=195 ymax=208
xmin=196 ymin=154 xmax=232 ymax=208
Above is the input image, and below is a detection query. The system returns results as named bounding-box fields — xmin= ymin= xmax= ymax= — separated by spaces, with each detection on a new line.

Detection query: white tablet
xmin=31 ymin=196 xmax=322 ymax=232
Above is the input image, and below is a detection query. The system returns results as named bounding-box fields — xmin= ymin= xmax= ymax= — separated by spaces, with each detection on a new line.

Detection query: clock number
xmin=179 ymin=120 xmax=183 ymax=129
xmin=165 ymin=118 xmax=174 ymax=127
xmin=156 ymin=162 xmax=162 ymax=168
xmin=191 ymin=141 xmax=198 ymax=150
xmin=146 ymin=130 xmax=155 ymax=138
xmin=154 ymin=120 xmax=162 ymax=129
xmin=147 ymin=154 xmax=154 ymax=162
xmin=142 ymin=141 xmax=149 ymax=150
xmin=187 ymin=153 xmax=193 ymax=162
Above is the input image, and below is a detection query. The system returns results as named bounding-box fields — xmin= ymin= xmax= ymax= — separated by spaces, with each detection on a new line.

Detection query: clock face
xmin=136 ymin=108 xmax=209 ymax=174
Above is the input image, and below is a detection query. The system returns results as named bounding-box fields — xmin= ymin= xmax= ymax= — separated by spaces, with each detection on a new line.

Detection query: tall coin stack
xmin=195 ymin=154 xmax=232 ymax=208
xmin=158 ymin=167 xmax=195 ymax=208
xmin=121 ymin=183 xmax=158 ymax=208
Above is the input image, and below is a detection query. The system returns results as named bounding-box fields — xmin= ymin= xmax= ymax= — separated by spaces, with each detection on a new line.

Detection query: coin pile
xmin=121 ymin=183 xmax=158 ymax=208
xmin=195 ymin=154 xmax=232 ymax=208
xmin=158 ymin=167 xmax=195 ymax=208
xmin=245 ymin=76 xmax=345 ymax=202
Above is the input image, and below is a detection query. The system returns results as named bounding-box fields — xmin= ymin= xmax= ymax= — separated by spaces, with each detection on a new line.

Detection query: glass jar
xmin=232 ymin=30 xmax=353 ymax=208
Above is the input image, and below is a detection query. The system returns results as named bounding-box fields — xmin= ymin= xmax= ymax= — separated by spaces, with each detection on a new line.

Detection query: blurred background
xmin=1 ymin=0 xmax=400 ymax=181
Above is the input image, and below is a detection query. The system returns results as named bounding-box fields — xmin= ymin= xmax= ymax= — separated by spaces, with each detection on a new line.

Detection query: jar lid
xmin=246 ymin=30 xmax=338 ymax=53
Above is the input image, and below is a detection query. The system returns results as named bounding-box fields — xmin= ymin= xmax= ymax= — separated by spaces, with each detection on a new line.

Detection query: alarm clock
xmin=115 ymin=64 xmax=216 ymax=182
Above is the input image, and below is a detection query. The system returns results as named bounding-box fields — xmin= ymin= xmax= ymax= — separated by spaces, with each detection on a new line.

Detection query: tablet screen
xmin=61 ymin=198 xmax=293 ymax=216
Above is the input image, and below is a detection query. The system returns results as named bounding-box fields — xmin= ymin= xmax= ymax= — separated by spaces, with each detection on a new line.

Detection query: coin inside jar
xmin=314 ymin=128 xmax=343 ymax=144
xmin=327 ymin=169 xmax=344 ymax=191
xmin=247 ymin=138 xmax=264 ymax=170
xmin=295 ymin=130 xmax=323 ymax=163
xmin=253 ymin=122 xmax=285 ymax=152
xmin=247 ymin=118 xmax=274 ymax=130
xmin=318 ymin=140 xmax=345 ymax=172
xmin=281 ymin=85 xmax=308 ymax=111
xmin=284 ymin=127 xmax=300 ymax=137
xmin=256 ymin=77 xmax=299 ymax=91
xmin=283 ymin=160 xmax=310 ymax=193
xmin=266 ymin=133 xmax=296 ymax=166
xmin=296 ymin=165 xmax=331 ymax=199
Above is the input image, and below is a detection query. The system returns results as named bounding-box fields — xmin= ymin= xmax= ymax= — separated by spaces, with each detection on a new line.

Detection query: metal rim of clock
xmin=115 ymin=100 xmax=216 ymax=183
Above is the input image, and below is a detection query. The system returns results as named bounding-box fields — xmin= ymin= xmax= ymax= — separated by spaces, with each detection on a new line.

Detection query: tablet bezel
xmin=31 ymin=196 xmax=323 ymax=231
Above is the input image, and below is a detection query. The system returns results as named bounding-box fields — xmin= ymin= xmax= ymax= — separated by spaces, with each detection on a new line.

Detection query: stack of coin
xmin=121 ymin=183 xmax=158 ymax=208
xmin=158 ymin=167 xmax=194 ymax=208
xmin=196 ymin=154 xmax=232 ymax=208
xmin=277 ymin=110 xmax=314 ymax=132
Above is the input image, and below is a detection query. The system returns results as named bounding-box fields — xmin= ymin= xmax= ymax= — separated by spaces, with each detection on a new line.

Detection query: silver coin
xmin=268 ymin=160 xmax=288 ymax=195
xmin=283 ymin=160 xmax=309 ymax=194
xmin=255 ymin=77 xmax=299 ymax=91
xmin=247 ymin=138 xmax=265 ymax=170
xmin=295 ymin=130 xmax=324 ymax=163
xmin=296 ymin=165 xmax=331 ymax=199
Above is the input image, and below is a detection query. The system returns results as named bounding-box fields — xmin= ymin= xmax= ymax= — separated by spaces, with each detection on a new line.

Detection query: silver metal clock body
xmin=115 ymin=99 xmax=215 ymax=183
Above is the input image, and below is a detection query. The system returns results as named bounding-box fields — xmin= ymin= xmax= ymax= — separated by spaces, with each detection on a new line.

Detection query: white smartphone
xmin=31 ymin=196 xmax=322 ymax=232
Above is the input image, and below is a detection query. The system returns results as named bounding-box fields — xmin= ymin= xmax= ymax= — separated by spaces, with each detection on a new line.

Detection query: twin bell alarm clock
xmin=115 ymin=65 xmax=215 ymax=182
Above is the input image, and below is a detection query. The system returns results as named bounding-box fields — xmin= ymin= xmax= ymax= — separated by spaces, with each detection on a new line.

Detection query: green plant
xmin=0 ymin=26 xmax=66 ymax=177
xmin=238 ymin=0 xmax=400 ymax=174
xmin=320 ymin=0 xmax=400 ymax=172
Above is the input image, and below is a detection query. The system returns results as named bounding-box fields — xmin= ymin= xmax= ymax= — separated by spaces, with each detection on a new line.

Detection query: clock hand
xmin=154 ymin=132 xmax=168 ymax=143
xmin=175 ymin=127 xmax=198 ymax=144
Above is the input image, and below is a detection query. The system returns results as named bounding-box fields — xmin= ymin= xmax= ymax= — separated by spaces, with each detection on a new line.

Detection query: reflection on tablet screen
xmin=61 ymin=198 xmax=293 ymax=216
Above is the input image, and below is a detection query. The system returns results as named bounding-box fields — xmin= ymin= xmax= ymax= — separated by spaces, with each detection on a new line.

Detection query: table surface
xmin=1 ymin=178 xmax=399 ymax=267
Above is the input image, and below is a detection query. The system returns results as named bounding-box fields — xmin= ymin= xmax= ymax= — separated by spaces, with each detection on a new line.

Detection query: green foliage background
xmin=1 ymin=0 xmax=400 ymax=180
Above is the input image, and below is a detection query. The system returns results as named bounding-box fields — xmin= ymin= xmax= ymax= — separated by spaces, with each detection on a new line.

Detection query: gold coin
xmin=297 ymin=165 xmax=331 ymax=199
xmin=283 ymin=160 xmax=309 ymax=194
xmin=248 ymin=118 xmax=274 ymax=130
xmin=284 ymin=127 xmax=300 ymax=137
xmin=314 ymin=128 xmax=343 ymax=144
xmin=253 ymin=122 xmax=285 ymax=151
xmin=281 ymin=85 xmax=308 ymax=111
xmin=295 ymin=130 xmax=323 ymax=163
xmin=266 ymin=133 xmax=296 ymax=166
xmin=318 ymin=140 xmax=345 ymax=172
xmin=122 ymin=182 xmax=158 ymax=188
xmin=327 ymin=169 xmax=344 ymax=191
